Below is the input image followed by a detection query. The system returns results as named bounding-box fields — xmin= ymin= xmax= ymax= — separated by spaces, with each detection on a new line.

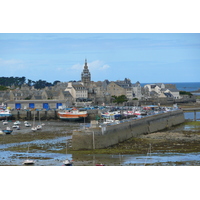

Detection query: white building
xmin=65 ymin=82 xmax=88 ymax=102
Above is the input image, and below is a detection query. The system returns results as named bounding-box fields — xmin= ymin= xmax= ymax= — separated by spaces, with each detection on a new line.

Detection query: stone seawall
xmin=72 ymin=110 xmax=185 ymax=150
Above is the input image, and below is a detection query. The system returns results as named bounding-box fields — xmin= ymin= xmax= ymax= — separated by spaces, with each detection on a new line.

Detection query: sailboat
xmin=31 ymin=111 xmax=37 ymax=131
xmin=63 ymin=138 xmax=73 ymax=166
xmin=23 ymin=144 xmax=35 ymax=165
xmin=36 ymin=111 xmax=42 ymax=130
xmin=144 ymin=143 xmax=152 ymax=166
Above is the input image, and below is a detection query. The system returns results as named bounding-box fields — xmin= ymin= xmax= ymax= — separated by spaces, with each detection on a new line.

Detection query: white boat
xmin=63 ymin=138 xmax=73 ymax=166
xmin=14 ymin=121 xmax=21 ymax=125
xmin=3 ymin=120 xmax=8 ymax=125
xmin=23 ymin=159 xmax=35 ymax=165
xmin=36 ymin=125 xmax=42 ymax=130
xmin=31 ymin=111 xmax=37 ymax=131
xmin=0 ymin=107 xmax=12 ymax=119
xmin=63 ymin=159 xmax=73 ymax=166
xmin=31 ymin=127 xmax=37 ymax=131
xmin=36 ymin=112 xmax=42 ymax=130
xmin=25 ymin=122 xmax=31 ymax=127
xmin=23 ymin=144 xmax=35 ymax=165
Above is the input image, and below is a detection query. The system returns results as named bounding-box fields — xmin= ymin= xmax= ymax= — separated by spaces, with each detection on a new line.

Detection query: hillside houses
xmin=144 ymin=83 xmax=181 ymax=99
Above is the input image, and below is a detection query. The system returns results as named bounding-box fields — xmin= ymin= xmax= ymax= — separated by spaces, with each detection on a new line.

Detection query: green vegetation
xmin=0 ymin=76 xmax=60 ymax=89
xmin=179 ymin=91 xmax=193 ymax=96
xmin=0 ymin=85 xmax=9 ymax=90
xmin=112 ymin=95 xmax=128 ymax=104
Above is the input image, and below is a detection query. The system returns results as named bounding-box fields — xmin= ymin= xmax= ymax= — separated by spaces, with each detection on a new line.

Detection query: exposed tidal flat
xmin=0 ymin=111 xmax=200 ymax=166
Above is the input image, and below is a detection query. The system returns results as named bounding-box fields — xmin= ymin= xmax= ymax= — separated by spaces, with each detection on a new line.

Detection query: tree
xmin=53 ymin=80 xmax=61 ymax=86
xmin=112 ymin=95 xmax=128 ymax=104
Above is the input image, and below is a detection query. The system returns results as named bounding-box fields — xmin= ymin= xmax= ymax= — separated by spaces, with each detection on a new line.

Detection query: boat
xmin=101 ymin=111 xmax=121 ymax=119
xmin=36 ymin=125 xmax=42 ymax=130
xmin=23 ymin=144 xmax=35 ymax=165
xmin=3 ymin=120 xmax=8 ymax=125
xmin=14 ymin=121 xmax=21 ymax=125
xmin=63 ymin=159 xmax=73 ymax=166
xmin=96 ymin=164 xmax=105 ymax=166
xmin=2 ymin=127 xmax=13 ymax=134
xmin=25 ymin=122 xmax=31 ymax=127
xmin=58 ymin=108 xmax=88 ymax=121
xmin=31 ymin=111 xmax=37 ymax=131
xmin=0 ymin=106 xmax=12 ymax=120
xmin=63 ymin=137 xmax=73 ymax=166
xmin=36 ymin=111 xmax=42 ymax=130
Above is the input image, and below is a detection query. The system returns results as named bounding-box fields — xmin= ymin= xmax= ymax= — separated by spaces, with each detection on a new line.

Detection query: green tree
xmin=112 ymin=95 xmax=128 ymax=104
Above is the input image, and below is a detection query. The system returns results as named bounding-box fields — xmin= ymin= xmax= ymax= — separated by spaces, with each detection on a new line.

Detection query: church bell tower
xmin=81 ymin=59 xmax=91 ymax=87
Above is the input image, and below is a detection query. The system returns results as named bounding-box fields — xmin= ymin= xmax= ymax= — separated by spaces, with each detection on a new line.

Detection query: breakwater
xmin=72 ymin=110 xmax=185 ymax=150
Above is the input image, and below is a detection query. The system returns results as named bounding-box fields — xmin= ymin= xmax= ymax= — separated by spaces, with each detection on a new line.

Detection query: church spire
xmin=81 ymin=59 xmax=91 ymax=87
xmin=84 ymin=58 xmax=88 ymax=69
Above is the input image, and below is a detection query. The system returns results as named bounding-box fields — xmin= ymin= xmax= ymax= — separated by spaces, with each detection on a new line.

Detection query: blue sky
xmin=0 ymin=33 xmax=199 ymax=84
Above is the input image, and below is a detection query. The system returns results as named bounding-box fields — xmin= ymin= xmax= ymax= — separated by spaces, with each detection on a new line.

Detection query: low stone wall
xmin=72 ymin=110 xmax=185 ymax=150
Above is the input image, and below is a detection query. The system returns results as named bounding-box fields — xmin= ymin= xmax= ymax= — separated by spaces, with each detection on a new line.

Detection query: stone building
xmin=132 ymin=81 xmax=142 ymax=100
xmin=65 ymin=82 xmax=88 ymax=103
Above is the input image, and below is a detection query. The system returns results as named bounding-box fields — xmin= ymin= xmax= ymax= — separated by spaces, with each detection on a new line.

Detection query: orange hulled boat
xmin=57 ymin=108 xmax=88 ymax=121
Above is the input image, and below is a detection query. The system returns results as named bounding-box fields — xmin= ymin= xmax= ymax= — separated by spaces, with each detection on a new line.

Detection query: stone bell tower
xmin=81 ymin=59 xmax=91 ymax=87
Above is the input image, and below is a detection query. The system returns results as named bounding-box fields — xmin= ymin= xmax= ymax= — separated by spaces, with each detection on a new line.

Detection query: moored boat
xmin=57 ymin=108 xmax=87 ymax=121
xmin=0 ymin=108 xmax=12 ymax=120
xmin=2 ymin=127 xmax=13 ymax=134
xmin=63 ymin=159 xmax=73 ymax=166
xmin=23 ymin=144 xmax=35 ymax=165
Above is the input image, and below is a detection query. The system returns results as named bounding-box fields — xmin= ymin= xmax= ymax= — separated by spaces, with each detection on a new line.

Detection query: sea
xmin=141 ymin=82 xmax=200 ymax=92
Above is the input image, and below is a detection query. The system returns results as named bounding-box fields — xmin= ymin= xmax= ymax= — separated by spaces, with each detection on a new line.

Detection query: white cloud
xmin=0 ymin=58 xmax=23 ymax=66
xmin=70 ymin=60 xmax=110 ymax=71
xmin=89 ymin=60 xmax=110 ymax=70
xmin=70 ymin=63 xmax=82 ymax=70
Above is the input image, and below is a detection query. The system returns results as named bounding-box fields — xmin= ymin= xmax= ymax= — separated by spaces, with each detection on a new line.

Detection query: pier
xmin=182 ymin=107 xmax=200 ymax=121
xmin=72 ymin=110 xmax=185 ymax=150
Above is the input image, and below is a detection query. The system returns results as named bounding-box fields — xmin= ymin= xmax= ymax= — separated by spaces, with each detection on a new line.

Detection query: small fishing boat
xmin=0 ymin=107 xmax=12 ymax=120
xmin=2 ymin=127 xmax=13 ymax=134
xmin=58 ymin=108 xmax=87 ymax=121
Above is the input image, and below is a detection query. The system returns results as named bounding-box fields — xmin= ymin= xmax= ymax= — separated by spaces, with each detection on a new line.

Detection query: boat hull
xmin=57 ymin=111 xmax=87 ymax=121
xmin=2 ymin=130 xmax=13 ymax=134
xmin=0 ymin=114 xmax=12 ymax=120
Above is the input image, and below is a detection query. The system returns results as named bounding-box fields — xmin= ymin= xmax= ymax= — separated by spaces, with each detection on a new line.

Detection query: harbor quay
xmin=72 ymin=110 xmax=185 ymax=150
xmin=8 ymin=109 xmax=99 ymax=121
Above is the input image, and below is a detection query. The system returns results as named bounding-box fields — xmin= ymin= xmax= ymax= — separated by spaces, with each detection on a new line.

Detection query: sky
xmin=0 ymin=33 xmax=199 ymax=84
xmin=0 ymin=1 xmax=200 ymax=85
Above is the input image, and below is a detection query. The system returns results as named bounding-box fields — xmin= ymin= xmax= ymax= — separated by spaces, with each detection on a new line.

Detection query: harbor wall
xmin=72 ymin=110 xmax=185 ymax=150
xmin=9 ymin=109 xmax=99 ymax=121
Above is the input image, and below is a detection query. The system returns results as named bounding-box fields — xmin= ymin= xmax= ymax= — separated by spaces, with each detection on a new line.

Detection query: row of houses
xmin=144 ymin=83 xmax=181 ymax=99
